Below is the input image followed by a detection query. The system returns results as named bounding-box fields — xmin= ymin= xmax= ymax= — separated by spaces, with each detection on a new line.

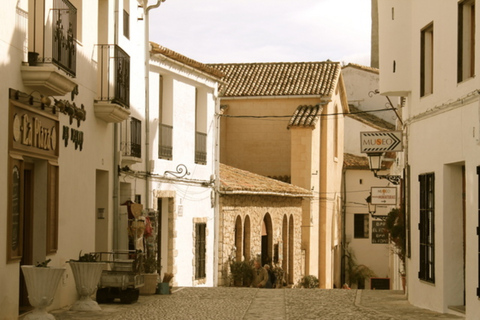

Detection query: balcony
xmin=195 ymin=132 xmax=207 ymax=165
xmin=94 ymin=44 xmax=131 ymax=123
xmin=121 ymin=117 xmax=142 ymax=166
xmin=21 ymin=0 xmax=77 ymax=96
xmin=159 ymin=124 xmax=173 ymax=160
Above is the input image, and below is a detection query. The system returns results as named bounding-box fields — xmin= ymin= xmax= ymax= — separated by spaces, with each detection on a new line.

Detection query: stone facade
xmin=218 ymin=194 xmax=304 ymax=287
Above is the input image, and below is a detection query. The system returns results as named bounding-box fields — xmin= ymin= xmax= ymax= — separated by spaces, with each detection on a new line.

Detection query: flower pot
xmin=68 ymin=261 xmax=106 ymax=311
xmin=21 ymin=265 xmax=66 ymax=320
xmin=28 ymin=52 xmax=39 ymax=66
xmin=139 ymin=273 xmax=158 ymax=295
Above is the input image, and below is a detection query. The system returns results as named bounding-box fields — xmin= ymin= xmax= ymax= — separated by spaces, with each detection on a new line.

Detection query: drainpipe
xmin=113 ymin=0 xmax=120 ymax=251
xmin=142 ymin=0 xmax=166 ymax=209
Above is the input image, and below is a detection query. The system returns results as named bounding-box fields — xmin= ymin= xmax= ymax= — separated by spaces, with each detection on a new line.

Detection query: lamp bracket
xmin=373 ymin=171 xmax=401 ymax=185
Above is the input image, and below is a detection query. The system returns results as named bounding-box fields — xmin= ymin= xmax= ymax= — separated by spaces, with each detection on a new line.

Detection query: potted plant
xmin=20 ymin=259 xmax=66 ymax=320
xmin=229 ymin=261 xmax=245 ymax=287
xmin=138 ymin=254 xmax=159 ymax=295
xmin=384 ymin=207 xmax=407 ymax=291
xmin=68 ymin=251 xmax=106 ymax=311
xmin=296 ymin=275 xmax=319 ymax=288
xmin=158 ymin=273 xmax=174 ymax=295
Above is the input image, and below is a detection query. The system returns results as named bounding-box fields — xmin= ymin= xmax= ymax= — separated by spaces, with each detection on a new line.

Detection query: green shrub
xmin=297 ymin=275 xmax=319 ymax=288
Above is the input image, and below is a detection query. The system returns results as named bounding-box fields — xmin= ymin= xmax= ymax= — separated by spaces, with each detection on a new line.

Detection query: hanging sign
xmin=360 ymin=131 xmax=403 ymax=153
xmin=371 ymin=187 xmax=397 ymax=205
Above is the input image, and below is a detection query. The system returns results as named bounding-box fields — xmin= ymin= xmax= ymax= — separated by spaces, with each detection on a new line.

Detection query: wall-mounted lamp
xmin=365 ymin=195 xmax=387 ymax=220
xmin=366 ymin=152 xmax=401 ymax=185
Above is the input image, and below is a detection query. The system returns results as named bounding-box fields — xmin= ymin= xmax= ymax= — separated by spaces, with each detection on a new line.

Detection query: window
xmin=195 ymin=223 xmax=206 ymax=279
xmin=123 ymin=0 xmax=130 ymax=39
xmin=458 ymin=0 xmax=475 ymax=82
xmin=419 ymin=173 xmax=435 ymax=283
xmin=121 ymin=117 xmax=141 ymax=158
xmin=123 ymin=10 xmax=130 ymax=39
xmin=420 ymin=23 xmax=434 ymax=97
xmin=195 ymin=88 xmax=207 ymax=165
xmin=158 ymin=75 xmax=173 ymax=159
xmin=130 ymin=117 xmax=141 ymax=158
xmin=354 ymin=214 xmax=369 ymax=239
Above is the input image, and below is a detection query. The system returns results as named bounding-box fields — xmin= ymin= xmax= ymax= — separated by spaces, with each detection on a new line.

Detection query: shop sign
xmin=371 ymin=220 xmax=388 ymax=244
xmin=11 ymin=105 xmax=58 ymax=158
xmin=370 ymin=187 xmax=397 ymax=205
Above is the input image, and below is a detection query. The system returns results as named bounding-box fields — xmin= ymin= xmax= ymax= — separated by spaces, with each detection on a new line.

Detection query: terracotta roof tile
xmin=288 ymin=105 xmax=322 ymax=128
xmin=347 ymin=105 xmax=396 ymax=131
xmin=208 ymin=62 xmax=341 ymax=97
xmin=343 ymin=153 xmax=393 ymax=170
xmin=219 ymin=163 xmax=311 ymax=197
xmin=342 ymin=63 xmax=379 ymax=74
xmin=150 ymin=42 xmax=225 ymax=79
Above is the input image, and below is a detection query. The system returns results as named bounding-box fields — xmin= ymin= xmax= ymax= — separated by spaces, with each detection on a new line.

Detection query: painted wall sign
xmin=371 ymin=187 xmax=397 ymax=205
xmin=360 ymin=131 xmax=403 ymax=153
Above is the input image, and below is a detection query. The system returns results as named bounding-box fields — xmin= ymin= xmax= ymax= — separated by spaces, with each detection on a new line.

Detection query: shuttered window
xmin=419 ymin=173 xmax=435 ymax=283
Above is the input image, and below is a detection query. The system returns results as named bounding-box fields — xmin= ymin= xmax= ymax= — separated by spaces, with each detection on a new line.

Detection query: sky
xmin=149 ymin=0 xmax=372 ymax=65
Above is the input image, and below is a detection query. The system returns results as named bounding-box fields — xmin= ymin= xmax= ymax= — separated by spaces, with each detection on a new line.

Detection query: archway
xmin=234 ymin=216 xmax=242 ymax=261
xmin=261 ymin=213 xmax=273 ymax=266
xmin=243 ymin=215 xmax=251 ymax=261
xmin=282 ymin=215 xmax=288 ymax=272
xmin=288 ymin=215 xmax=294 ymax=284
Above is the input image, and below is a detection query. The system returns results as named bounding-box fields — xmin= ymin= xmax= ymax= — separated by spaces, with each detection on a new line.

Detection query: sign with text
xmin=360 ymin=131 xmax=403 ymax=153
xmin=371 ymin=187 xmax=397 ymax=205
xmin=371 ymin=220 xmax=388 ymax=244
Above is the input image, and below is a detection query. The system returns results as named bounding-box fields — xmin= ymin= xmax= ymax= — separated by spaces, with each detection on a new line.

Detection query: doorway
xmin=19 ymin=163 xmax=34 ymax=314
xmin=261 ymin=213 xmax=272 ymax=266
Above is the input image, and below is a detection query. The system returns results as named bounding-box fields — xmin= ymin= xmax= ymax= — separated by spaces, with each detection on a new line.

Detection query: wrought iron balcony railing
xmin=159 ymin=124 xmax=173 ymax=160
xmin=195 ymin=132 xmax=207 ymax=165
xmin=96 ymin=44 xmax=130 ymax=109
xmin=27 ymin=0 xmax=77 ymax=77
xmin=121 ymin=117 xmax=141 ymax=159
xmin=52 ymin=0 xmax=77 ymax=76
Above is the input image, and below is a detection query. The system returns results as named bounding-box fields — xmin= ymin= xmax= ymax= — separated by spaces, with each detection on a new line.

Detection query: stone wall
xmin=218 ymin=194 xmax=304 ymax=287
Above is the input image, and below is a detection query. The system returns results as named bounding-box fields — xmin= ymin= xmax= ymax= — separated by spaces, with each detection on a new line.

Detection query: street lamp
xmin=366 ymin=152 xmax=401 ymax=185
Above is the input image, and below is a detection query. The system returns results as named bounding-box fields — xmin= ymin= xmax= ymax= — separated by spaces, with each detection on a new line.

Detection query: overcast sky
xmin=149 ymin=0 xmax=372 ymax=65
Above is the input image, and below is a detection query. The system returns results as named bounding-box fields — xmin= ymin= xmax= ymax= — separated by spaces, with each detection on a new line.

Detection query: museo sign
xmin=360 ymin=131 xmax=403 ymax=153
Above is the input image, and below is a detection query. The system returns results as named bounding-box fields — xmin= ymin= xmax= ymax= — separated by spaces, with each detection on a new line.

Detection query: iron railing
xmin=121 ymin=117 xmax=141 ymax=158
xmin=52 ymin=0 xmax=77 ymax=76
xmin=159 ymin=124 xmax=173 ymax=159
xmin=195 ymin=132 xmax=207 ymax=164
xmin=96 ymin=44 xmax=130 ymax=109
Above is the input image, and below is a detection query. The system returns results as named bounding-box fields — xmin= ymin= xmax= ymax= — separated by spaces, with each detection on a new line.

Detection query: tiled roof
xmin=343 ymin=153 xmax=393 ymax=170
xmin=150 ymin=42 xmax=225 ymax=79
xmin=342 ymin=63 xmax=379 ymax=74
xmin=343 ymin=153 xmax=370 ymax=169
xmin=288 ymin=105 xmax=322 ymax=128
xmin=347 ymin=105 xmax=396 ymax=131
xmin=219 ymin=163 xmax=311 ymax=197
xmin=208 ymin=62 xmax=341 ymax=97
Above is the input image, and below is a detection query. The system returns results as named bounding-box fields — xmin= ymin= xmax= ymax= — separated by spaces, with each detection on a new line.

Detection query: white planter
xmin=20 ymin=265 xmax=66 ymax=320
xmin=68 ymin=261 xmax=106 ymax=311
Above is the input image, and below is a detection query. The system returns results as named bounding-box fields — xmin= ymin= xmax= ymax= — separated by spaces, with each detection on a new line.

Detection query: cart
xmin=95 ymin=251 xmax=145 ymax=304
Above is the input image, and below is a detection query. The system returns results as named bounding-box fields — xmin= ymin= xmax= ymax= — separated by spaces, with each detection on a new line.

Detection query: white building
xmin=379 ymin=0 xmax=479 ymax=318
xmin=145 ymin=43 xmax=223 ymax=287
xmin=0 ymin=0 xmax=142 ymax=318
xmin=342 ymin=63 xmax=402 ymax=290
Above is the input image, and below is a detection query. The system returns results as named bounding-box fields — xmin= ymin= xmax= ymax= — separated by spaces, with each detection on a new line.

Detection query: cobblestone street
xmin=46 ymin=287 xmax=463 ymax=320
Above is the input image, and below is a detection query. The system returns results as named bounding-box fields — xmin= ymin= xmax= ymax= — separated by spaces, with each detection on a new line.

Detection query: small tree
xmin=343 ymin=243 xmax=376 ymax=288
xmin=384 ymin=207 xmax=406 ymax=274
